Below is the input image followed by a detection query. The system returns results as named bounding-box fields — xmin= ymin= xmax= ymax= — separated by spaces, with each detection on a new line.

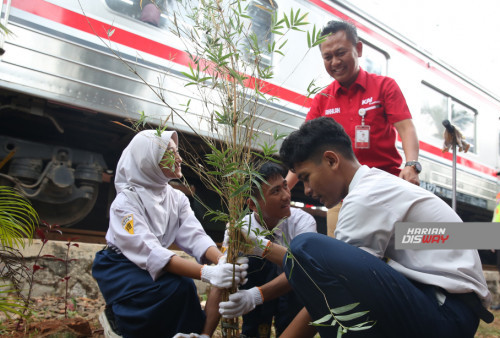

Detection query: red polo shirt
xmin=306 ymin=68 xmax=412 ymax=176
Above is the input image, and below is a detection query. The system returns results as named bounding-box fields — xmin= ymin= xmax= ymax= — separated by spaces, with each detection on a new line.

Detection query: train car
xmin=1 ymin=0 xmax=499 ymax=240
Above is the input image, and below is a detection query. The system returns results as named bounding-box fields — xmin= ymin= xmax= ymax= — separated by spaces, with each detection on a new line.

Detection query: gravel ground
xmin=2 ymin=296 xmax=498 ymax=337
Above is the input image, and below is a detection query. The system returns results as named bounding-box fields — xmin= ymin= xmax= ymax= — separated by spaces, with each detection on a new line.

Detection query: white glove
xmin=172 ymin=334 xmax=209 ymax=338
xmin=201 ymin=260 xmax=248 ymax=288
xmin=241 ymin=225 xmax=270 ymax=256
xmin=217 ymin=255 xmax=249 ymax=285
xmin=219 ymin=287 xmax=264 ymax=318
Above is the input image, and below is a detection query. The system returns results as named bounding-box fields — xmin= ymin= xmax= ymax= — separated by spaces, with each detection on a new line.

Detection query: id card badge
xmin=355 ymin=124 xmax=370 ymax=149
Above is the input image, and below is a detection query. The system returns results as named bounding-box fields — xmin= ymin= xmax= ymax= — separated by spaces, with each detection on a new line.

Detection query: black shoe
xmin=99 ymin=305 xmax=123 ymax=337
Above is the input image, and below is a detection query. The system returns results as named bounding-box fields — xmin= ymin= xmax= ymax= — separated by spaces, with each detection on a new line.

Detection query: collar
xmin=348 ymin=165 xmax=370 ymax=193
xmin=333 ymin=67 xmax=367 ymax=96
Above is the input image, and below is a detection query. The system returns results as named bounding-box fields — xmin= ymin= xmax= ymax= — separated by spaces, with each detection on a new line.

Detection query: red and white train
xmin=1 ymin=0 xmax=499 ymax=237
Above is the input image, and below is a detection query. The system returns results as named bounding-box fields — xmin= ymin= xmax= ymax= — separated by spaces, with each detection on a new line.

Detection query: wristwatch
xmin=405 ymin=161 xmax=422 ymax=174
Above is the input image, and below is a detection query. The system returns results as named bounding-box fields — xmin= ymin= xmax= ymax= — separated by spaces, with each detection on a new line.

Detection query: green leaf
xmin=312 ymin=313 xmax=332 ymax=324
xmin=331 ymin=302 xmax=360 ymax=314
xmin=335 ymin=311 xmax=369 ymax=321
xmin=348 ymin=321 xmax=377 ymax=331
xmin=278 ymin=39 xmax=288 ymax=50
xmin=283 ymin=13 xmax=290 ymax=28
xmin=337 ymin=326 xmax=343 ymax=338
xmin=0 ymin=23 xmax=12 ymax=36
xmin=0 ymin=186 xmax=38 ymax=248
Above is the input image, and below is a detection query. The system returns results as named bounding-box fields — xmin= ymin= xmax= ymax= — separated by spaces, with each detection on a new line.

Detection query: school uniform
xmin=92 ymin=130 xmax=216 ymax=337
xmin=285 ymin=166 xmax=492 ymax=338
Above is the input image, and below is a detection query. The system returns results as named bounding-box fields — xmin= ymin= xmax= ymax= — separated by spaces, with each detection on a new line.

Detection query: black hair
xmin=258 ymin=161 xmax=287 ymax=181
xmin=320 ymin=20 xmax=358 ymax=47
xmin=251 ymin=161 xmax=286 ymax=197
xmin=279 ymin=117 xmax=355 ymax=171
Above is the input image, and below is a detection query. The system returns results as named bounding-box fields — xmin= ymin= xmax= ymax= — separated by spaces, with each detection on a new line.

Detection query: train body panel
xmin=1 ymin=0 xmax=499 ymax=229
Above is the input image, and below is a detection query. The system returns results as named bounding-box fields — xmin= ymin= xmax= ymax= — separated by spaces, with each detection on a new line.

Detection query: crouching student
xmin=238 ymin=117 xmax=492 ymax=338
xmin=92 ymin=130 xmax=247 ymax=338
xmin=204 ymin=162 xmax=317 ymax=337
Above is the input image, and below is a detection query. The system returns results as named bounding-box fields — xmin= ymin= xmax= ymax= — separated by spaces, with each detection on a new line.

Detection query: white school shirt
xmin=223 ymin=207 xmax=317 ymax=248
xmin=106 ymin=186 xmax=216 ymax=281
xmin=335 ymin=165 xmax=491 ymax=307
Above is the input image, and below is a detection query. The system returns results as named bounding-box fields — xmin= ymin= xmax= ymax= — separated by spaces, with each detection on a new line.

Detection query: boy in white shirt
xmin=229 ymin=117 xmax=492 ymax=338
xmin=214 ymin=162 xmax=317 ymax=337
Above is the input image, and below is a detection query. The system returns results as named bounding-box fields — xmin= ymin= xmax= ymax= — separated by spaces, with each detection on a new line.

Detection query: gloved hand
xmin=216 ymin=255 xmax=249 ymax=285
xmin=240 ymin=225 xmax=270 ymax=257
xmin=172 ymin=333 xmax=209 ymax=338
xmin=219 ymin=287 xmax=264 ymax=318
xmin=201 ymin=258 xmax=248 ymax=288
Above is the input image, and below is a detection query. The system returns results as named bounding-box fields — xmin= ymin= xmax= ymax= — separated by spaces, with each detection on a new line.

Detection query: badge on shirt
xmin=122 ymin=214 xmax=134 ymax=234
xmin=355 ymin=108 xmax=370 ymax=149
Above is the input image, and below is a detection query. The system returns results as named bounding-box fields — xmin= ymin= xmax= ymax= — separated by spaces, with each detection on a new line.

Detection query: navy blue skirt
xmin=92 ymin=249 xmax=205 ymax=338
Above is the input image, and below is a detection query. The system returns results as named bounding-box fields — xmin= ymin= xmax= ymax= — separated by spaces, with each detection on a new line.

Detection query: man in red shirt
xmin=287 ymin=20 xmax=420 ymax=236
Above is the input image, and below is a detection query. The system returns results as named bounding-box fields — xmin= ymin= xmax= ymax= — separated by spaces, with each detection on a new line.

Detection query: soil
xmin=0 ymin=297 xmax=499 ymax=337
xmin=0 ymin=296 xmax=106 ymax=337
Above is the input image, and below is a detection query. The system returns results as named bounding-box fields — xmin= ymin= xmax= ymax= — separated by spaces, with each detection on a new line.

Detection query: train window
xmin=104 ymin=0 xmax=172 ymax=29
xmin=242 ymin=0 xmax=276 ymax=68
xmin=105 ymin=0 xmax=275 ymax=67
xmin=451 ymin=101 xmax=476 ymax=152
xmin=359 ymin=42 xmax=388 ymax=76
xmin=419 ymin=83 xmax=477 ymax=153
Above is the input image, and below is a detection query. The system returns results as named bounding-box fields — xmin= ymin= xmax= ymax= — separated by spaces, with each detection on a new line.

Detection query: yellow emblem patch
xmin=122 ymin=214 xmax=134 ymax=234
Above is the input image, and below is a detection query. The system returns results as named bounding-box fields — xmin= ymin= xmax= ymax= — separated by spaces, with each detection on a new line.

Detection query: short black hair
xmin=258 ymin=161 xmax=287 ymax=181
xmin=279 ymin=117 xmax=355 ymax=171
xmin=321 ymin=20 xmax=358 ymax=46
xmin=251 ymin=161 xmax=286 ymax=197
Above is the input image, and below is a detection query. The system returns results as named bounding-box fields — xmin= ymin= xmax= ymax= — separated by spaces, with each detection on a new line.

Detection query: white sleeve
xmin=173 ymin=193 xmax=217 ymax=263
xmin=335 ymin=193 xmax=398 ymax=259
xmin=108 ymin=197 xmax=176 ymax=281
xmin=292 ymin=209 xmax=318 ymax=236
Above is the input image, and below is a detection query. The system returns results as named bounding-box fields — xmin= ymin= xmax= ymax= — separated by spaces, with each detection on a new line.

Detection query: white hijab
xmin=114 ymin=130 xmax=179 ymax=228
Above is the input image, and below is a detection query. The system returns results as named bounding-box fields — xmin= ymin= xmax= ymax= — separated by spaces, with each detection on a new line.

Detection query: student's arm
xmin=394 ymin=119 xmax=420 ymax=185
xmin=204 ymin=246 xmax=224 ymax=264
xmin=285 ymin=170 xmax=299 ymax=190
xmin=164 ymin=248 xmax=245 ymax=289
xmin=163 ymin=255 xmax=204 ymax=279
xmin=280 ymin=307 xmax=317 ymax=338
xmin=260 ymin=272 xmax=292 ymax=301
xmin=242 ymin=224 xmax=288 ymax=266
xmin=203 ymin=287 xmax=223 ymax=336
xmin=162 ymin=245 xmax=223 ymax=279
xmin=263 ymin=242 xmax=288 ymax=266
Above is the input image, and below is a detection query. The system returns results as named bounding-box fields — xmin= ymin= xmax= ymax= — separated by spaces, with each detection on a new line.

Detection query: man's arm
xmin=204 ymin=246 xmax=224 ymax=264
xmin=263 ymin=242 xmax=288 ymax=266
xmin=394 ymin=118 xmax=420 ymax=185
xmin=260 ymin=272 xmax=292 ymax=301
xmin=203 ymin=287 xmax=223 ymax=336
xmin=280 ymin=307 xmax=317 ymax=338
xmin=285 ymin=171 xmax=299 ymax=191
